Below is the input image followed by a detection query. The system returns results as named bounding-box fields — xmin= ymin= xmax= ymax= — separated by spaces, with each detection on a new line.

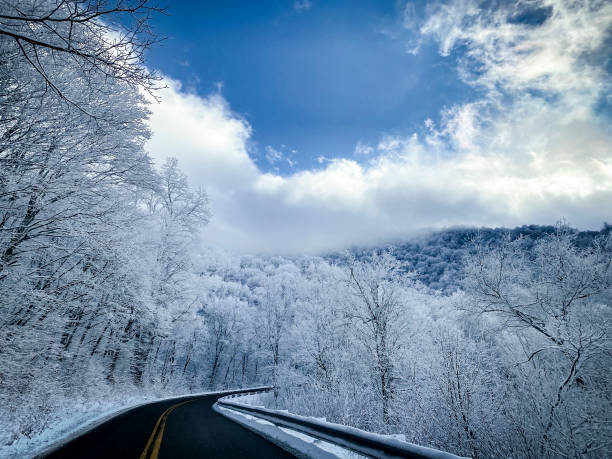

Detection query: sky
xmin=144 ymin=0 xmax=612 ymax=254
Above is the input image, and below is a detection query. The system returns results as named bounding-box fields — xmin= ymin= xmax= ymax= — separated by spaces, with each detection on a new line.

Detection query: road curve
xmin=43 ymin=392 xmax=295 ymax=459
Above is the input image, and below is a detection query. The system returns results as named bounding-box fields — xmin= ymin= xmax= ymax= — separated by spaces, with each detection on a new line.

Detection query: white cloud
xmin=294 ymin=0 xmax=312 ymax=12
xmin=265 ymin=145 xmax=283 ymax=165
xmin=146 ymin=78 xmax=257 ymax=188
xmin=146 ymin=0 xmax=612 ymax=254
xmin=420 ymin=0 xmax=612 ymax=98
xmin=402 ymin=2 xmax=423 ymax=55
xmin=354 ymin=140 xmax=374 ymax=156
xmin=440 ymin=103 xmax=480 ymax=151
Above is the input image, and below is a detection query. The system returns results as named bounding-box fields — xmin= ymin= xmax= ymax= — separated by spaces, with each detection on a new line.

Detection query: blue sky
xmin=147 ymin=0 xmax=477 ymax=174
xmin=144 ymin=0 xmax=612 ymax=253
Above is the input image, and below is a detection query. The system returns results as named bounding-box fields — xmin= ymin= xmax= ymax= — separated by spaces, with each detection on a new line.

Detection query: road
xmin=43 ymin=392 xmax=295 ymax=459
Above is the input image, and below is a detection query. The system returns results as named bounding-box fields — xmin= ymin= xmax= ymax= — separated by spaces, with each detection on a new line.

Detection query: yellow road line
xmin=139 ymin=406 xmax=172 ymax=459
xmin=139 ymin=400 xmax=191 ymax=459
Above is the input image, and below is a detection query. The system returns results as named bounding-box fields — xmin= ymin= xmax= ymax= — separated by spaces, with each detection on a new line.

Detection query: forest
xmin=1 ymin=1 xmax=611 ymax=458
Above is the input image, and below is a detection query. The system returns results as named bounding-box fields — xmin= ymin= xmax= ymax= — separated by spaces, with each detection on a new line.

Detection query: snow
xmin=215 ymin=405 xmax=341 ymax=459
xmin=218 ymin=404 xmax=364 ymax=458
xmin=2 ymin=1 xmax=610 ymax=457
xmin=219 ymin=395 xmax=467 ymax=459
xmin=3 ymin=387 xmax=270 ymax=459
xmin=276 ymin=427 xmax=366 ymax=459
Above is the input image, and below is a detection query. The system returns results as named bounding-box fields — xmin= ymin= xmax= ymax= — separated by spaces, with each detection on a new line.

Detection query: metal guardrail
xmin=216 ymin=392 xmax=464 ymax=459
xmin=219 ymin=386 xmax=273 ymax=397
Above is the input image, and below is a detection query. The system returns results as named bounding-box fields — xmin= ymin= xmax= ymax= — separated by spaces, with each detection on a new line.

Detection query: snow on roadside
xmin=3 ymin=387 xmax=269 ymax=459
xmin=276 ymin=426 xmax=365 ymax=458
xmin=222 ymin=393 xmax=466 ymax=459
xmin=215 ymin=405 xmax=351 ymax=459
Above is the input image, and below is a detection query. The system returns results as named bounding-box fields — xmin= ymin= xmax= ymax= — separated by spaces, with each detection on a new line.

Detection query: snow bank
xmin=218 ymin=394 xmax=467 ymax=459
xmin=2 ymin=387 xmax=270 ymax=459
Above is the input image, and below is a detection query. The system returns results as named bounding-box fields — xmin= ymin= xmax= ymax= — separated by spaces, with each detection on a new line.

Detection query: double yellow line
xmin=139 ymin=400 xmax=191 ymax=459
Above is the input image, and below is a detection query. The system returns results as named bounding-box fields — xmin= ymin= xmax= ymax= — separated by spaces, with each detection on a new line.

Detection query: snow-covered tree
xmin=462 ymin=225 xmax=612 ymax=457
xmin=344 ymin=251 xmax=411 ymax=424
xmin=0 ymin=0 xmax=162 ymax=107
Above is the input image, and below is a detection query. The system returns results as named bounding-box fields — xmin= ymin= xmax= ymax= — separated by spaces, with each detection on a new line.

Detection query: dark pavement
xmin=43 ymin=392 xmax=295 ymax=459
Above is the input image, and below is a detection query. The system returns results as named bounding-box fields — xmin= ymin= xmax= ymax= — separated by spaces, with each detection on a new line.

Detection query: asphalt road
xmin=43 ymin=392 xmax=295 ymax=459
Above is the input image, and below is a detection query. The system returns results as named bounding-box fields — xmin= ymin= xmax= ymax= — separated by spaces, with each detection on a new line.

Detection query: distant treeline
xmin=336 ymin=223 xmax=612 ymax=293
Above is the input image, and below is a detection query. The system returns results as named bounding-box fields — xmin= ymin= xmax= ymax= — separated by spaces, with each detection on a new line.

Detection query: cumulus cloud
xmin=146 ymin=0 xmax=612 ymax=254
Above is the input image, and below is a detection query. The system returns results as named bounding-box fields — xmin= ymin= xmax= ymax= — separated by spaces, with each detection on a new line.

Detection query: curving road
xmin=43 ymin=392 xmax=295 ymax=459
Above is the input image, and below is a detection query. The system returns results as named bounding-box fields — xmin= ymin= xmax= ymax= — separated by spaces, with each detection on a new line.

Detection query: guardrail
xmin=217 ymin=386 xmax=273 ymax=397
xmin=216 ymin=391 xmax=464 ymax=459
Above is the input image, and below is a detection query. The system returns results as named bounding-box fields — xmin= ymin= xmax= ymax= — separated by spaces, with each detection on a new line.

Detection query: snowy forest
xmin=1 ymin=1 xmax=611 ymax=458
